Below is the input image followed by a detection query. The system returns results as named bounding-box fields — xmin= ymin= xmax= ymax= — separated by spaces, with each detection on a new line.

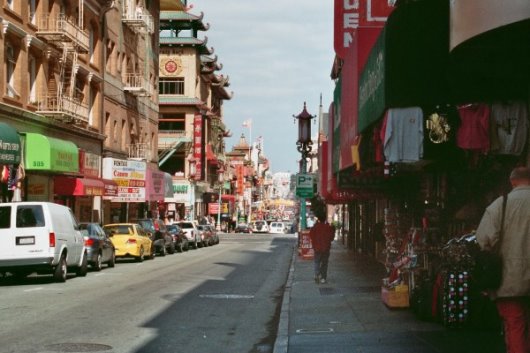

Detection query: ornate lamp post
xmin=293 ymin=102 xmax=315 ymax=231
xmin=187 ymin=156 xmax=197 ymax=221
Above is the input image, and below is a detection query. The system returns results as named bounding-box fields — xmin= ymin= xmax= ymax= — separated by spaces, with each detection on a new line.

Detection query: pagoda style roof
xmin=160 ymin=11 xmax=210 ymax=31
xmin=159 ymin=36 xmax=214 ymax=55
xmin=234 ymin=134 xmax=250 ymax=150
xmin=161 ymin=0 xmax=186 ymax=11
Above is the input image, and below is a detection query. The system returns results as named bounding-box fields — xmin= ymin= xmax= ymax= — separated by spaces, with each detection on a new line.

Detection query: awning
xmin=0 ymin=123 xmax=21 ymax=164
xmin=358 ymin=0 xmax=450 ymax=133
xmin=54 ymin=176 xmax=104 ymax=196
xmin=25 ymin=133 xmax=79 ymax=173
xmin=102 ymin=179 xmax=118 ymax=197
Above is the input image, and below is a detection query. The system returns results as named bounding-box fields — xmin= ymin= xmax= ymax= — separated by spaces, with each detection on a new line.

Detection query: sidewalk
xmin=274 ymin=242 xmax=506 ymax=353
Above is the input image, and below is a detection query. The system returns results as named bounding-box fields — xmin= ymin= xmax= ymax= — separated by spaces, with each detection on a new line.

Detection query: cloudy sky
xmin=193 ymin=1 xmax=335 ymax=173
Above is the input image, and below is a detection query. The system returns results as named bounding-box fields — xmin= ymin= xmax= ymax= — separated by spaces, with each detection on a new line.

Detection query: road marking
xmin=23 ymin=287 xmax=43 ymax=292
xmin=199 ymin=294 xmax=255 ymax=299
xmin=295 ymin=328 xmax=334 ymax=334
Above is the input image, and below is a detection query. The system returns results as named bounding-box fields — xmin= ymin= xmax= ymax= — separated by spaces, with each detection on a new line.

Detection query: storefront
xmin=24 ymin=132 xmax=79 ymax=205
xmin=0 ymin=122 xmax=22 ymax=203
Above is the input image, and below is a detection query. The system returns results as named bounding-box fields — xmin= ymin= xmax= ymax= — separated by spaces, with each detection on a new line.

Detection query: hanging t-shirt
xmin=456 ymin=104 xmax=490 ymax=152
xmin=383 ymin=107 xmax=424 ymax=163
xmin=490 ymin=101 xmax=529 ymax=155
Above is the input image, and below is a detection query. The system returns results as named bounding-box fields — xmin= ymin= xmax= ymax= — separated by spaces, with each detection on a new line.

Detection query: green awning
xmin=0 ymin=122 xmax=21 ymax=164
xmin=25 ymin=133 xmax=79 ymax=173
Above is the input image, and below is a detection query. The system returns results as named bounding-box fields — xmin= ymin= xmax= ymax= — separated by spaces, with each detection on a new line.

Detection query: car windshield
xmin=104 ymin=225 xmax=134 ymax=235
xmin=137 ymin=220 xmax=154 ymax=232
xmin=179 ymin=222 xmax=194 ymax=229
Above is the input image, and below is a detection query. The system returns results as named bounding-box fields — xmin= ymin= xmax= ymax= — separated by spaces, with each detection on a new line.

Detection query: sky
xmin=193 ymin=1 xmax=335 ymax=174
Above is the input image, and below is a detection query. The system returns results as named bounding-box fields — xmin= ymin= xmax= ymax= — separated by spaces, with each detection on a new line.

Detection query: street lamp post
xmin=217 ymin=166 xmax=224 ymax=231
xmin=293 ymin=102 xmax=315 ymax=231
xmin=188 ymin=156 xmax=197 ymax=221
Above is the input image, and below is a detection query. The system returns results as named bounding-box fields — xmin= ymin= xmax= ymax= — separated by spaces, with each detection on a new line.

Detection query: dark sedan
xmin=167 ymin=224 xmax=189 ymax=252
xmin=79 ymin=222 xmax=116 ymax=271
xmin=234 ymin=224 xmax=252 ymax=234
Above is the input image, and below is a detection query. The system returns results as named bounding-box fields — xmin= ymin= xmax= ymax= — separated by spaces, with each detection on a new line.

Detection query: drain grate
xmin=44 ymin=343 xmax=113 ymax=352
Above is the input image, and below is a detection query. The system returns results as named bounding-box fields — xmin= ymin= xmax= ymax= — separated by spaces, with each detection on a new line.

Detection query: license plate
xmin=16 ymin=236 xmax=35 ymax=245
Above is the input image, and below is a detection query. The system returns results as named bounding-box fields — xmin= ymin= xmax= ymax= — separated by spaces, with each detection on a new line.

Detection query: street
xmin=0 ymin=234 xmax=296 ymax=353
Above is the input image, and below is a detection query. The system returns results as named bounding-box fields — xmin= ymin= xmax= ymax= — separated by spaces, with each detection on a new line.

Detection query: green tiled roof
xmin=160 ymin=11 xmax=201 ymax=21
xmin=160 ymin=37 xmax=203 ymax=45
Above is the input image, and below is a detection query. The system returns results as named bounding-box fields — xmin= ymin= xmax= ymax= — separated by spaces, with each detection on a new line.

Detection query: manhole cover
xmin=44 ymin=343 xmax=113 ymax=352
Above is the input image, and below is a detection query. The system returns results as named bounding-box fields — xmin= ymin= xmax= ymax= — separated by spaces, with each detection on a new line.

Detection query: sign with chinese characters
xmin=102 ymin=158 xmax=146 ymax=202
xmin=193 ymin=115 xmax=203 ymax=180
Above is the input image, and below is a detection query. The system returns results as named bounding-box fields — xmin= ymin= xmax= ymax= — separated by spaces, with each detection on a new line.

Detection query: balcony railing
xmin=158 ymin=131 xmax=191 ymax=150
xmin=36 ymin=14 xmax=89 ymax=52
xmin=123 ymin=73 xmax=150 ymax=95
xmin=122 ymin=10 xmax=154 ymax=34
xmin=37 ymin=95 xmax=89 ymax=123
xmin=128 ymin=143 xmax=152 ymax=160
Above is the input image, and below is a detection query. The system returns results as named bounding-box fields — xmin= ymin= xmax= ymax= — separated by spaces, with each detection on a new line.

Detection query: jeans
xmin=314 ymin=250 xmax=330 ymax=280
xmin=496 ymin=297 xmax=530 ymax=353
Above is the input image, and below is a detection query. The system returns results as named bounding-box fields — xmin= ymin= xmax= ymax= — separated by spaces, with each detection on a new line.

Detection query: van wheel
xmin=108 ymin=251 xmax=116 ymax=268
xmin=53 ymin=256 xmax=67 ymax=282
xmin=76 ymin=252 xmax=88 ymax=277
xmin=93 ymin=253 xmax=103 ymax=271
xmin=136 ymin=247 xmax=145 ymax=262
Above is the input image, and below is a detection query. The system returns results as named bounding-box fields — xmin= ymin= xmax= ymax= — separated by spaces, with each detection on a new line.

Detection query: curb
xmin=273 ymin=245 xmax=297 ymax=353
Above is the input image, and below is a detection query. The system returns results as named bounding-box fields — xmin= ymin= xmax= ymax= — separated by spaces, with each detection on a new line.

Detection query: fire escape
xmin=35 ymin=1 xmax=89 ymax=124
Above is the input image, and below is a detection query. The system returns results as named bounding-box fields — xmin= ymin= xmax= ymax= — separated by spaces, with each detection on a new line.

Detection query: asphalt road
xmin=0 ymin=233 xmax=297 ymax=353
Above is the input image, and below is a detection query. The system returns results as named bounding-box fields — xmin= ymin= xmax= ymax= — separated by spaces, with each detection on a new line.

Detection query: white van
xmin=0 ymin=202 xmax=88 ymax=282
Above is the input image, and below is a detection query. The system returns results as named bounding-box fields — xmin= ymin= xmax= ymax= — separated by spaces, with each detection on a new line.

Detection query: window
xmin=29 ymin=0 xmax=37 ymax=25
xmin=0 ymin=207 xmax=11 ymax=229
xmin=16 ymin=206 xmax=45 ymax=228
xmin=159 ymin=120 xmax=185 ymax=131
xmin=159 ymin=78 xmax=184 ymax=95
xmin=89 ymin=27 xmax=95 ymax=64
xmin=28 ymin=54 xmax=37 ymax=104
xmin=6 ymin=0 xmax=14 ymax=10
xmin=5 ymin=44 xmax=20 ymax=99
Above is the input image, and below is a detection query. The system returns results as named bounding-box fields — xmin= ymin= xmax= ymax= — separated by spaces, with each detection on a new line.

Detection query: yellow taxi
xmin=103 ymin=223 xmax=153 ymax=262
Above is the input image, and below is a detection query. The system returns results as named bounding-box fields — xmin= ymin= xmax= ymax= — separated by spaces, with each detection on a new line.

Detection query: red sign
xmin=193 ymin=115 xmax=203 ymax=180
xmin=236 ymin=165 xmax=245 ymax=195
xmin=299 ymin=230 xmax=314 ymax=260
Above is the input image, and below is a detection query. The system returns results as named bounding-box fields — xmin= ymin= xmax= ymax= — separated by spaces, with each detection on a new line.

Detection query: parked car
xmin=79 ymin=222 xmax=116 ymax=271
xmin=103 ymin=223 xmax=153 ymax=262
xmin=204 ymin=224 xmax=220 ymax=245
xmin=167 ymin=224 xmax=189 ymax=252
xmin=250 ymin=220 xmax=269 ymax=233
xmin=176 ymin=221 xmax=201 ymax=249
xmin=234 ymin=223 xmax=252 ymax=233
xmin=269 ymin=221 xmax=287 ymax=234
xmin=0 ymin=202 xmax=88 ymax=282
xmin=134 ymin=218 xmax=175 ymax=256
xmin=197 ymin=225 xmax=214 ymax=247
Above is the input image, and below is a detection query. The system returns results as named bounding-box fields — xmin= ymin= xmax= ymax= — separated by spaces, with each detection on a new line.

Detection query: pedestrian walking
xmin=309 ymin=215 xmax=335 ymax=284
xmin=475 ymin=166 xmax=530 ymax=353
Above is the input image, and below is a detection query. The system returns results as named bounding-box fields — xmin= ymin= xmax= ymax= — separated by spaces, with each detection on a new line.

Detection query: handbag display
xmin=472 ymin=194 xmax=507 ymax=291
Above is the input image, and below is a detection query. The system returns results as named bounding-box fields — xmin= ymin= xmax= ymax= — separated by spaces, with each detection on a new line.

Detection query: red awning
xmin=54 ymin=177 xmax=104 ymax=196
xmin=101 ymin=179 xmax=118 ymax=197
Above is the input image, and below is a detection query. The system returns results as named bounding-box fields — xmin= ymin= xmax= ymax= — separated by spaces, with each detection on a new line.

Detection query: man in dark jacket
xmin=309 ymin=215 xmax=335 ymax=284
xmin=475 ymin=167 xmax=530 ymax=353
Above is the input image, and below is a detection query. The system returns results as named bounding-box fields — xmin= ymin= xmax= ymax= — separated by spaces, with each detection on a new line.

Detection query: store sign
xmin=193 ymin=115 xmax=203 ymax=180
xmin=102 ymin=158 xmax=146 ymax=202
xmin=146 ymin=168 xmax=165 ymax=201
xmin=334 ymin=0 xmax=360 ymax=58
xmin=358 ymin=28 xmax=386 ymax=133
xmin=79 ymin=151 xmax=100 ymax=178
xmin=27 ymin=175 xmax=48 ymax=201
xmin=168 ymin=180 xmax=191 ymax=204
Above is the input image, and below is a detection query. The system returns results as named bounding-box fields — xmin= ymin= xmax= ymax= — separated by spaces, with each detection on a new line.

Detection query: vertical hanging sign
xmin=334 ymin=0 xmax=360 ymax=59
xmin=193 ymin=115 xmax=203 ymax=180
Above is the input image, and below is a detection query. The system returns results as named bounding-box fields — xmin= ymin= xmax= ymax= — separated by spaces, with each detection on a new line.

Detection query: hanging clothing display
xmin=490 ymin=101 xmax=529 ymax=155
xmin=383 ymin=107 xmax=424 ymax=163
xmin=456 ymin=104 xmax=490 ymax=152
